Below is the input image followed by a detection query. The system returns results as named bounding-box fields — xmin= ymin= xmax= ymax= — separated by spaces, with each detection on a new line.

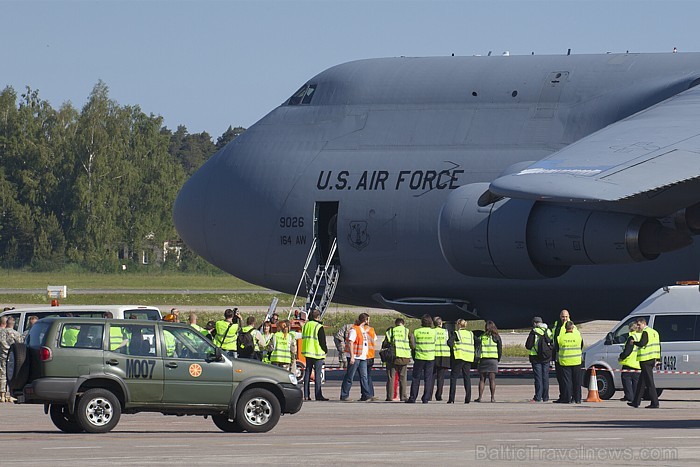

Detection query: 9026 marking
xmin=126 ymin=359 xmax=156 ymax=379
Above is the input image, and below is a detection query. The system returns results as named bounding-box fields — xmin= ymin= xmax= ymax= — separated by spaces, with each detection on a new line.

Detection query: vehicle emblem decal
xmin=189 ymin=363 xmax=202 ymax=378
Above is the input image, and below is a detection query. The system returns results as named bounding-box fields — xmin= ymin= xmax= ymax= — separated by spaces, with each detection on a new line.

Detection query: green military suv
xmin=6 ymin=317 xmax=302 ymax=433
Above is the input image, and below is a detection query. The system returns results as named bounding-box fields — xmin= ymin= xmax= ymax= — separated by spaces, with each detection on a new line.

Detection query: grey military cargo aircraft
xmin=174 ymin=52 xmax=700 ymax=327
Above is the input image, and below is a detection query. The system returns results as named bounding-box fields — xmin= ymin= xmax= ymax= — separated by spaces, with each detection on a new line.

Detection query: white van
xmin=584 ymin=284 xmax=700 ymax=399
xmin=0 ymin=305 xmax=162 ymax=334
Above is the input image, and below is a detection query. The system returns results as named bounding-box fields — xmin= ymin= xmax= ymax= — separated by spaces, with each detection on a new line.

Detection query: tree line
xmin=0 ymin=81 xmax=244 ymax=273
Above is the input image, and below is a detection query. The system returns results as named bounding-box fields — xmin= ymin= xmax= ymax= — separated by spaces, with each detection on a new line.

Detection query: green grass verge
xmin=1 ymin=293 xmax=292 ymax=307
xmin=0 ymin=270 xmax=262 ymax=290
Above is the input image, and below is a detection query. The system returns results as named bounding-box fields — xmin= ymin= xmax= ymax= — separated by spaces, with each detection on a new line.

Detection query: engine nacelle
xmin=438 ymin=183 xmax=693 ymax=280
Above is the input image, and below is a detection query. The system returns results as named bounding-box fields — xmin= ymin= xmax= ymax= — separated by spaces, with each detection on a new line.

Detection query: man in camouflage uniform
xmin=0 ymin=317 xmax=24 ymax=402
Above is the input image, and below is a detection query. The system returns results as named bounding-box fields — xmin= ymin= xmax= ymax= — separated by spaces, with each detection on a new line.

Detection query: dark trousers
xmin=340 ymin=358 xmax=370 ymax=400
xmin=303 ymin=357 xmax=325 ymax=400
xmin=560 ymin=365 xmax=582 ymax=403
xmin=386 ymin=362 xmax=408 ymax=401
xmin=555 ymin=361 xmax=566 ymax=401
xmin=434 ymin=366 xmax=447 ymax=400
xmin=409 ymin=359 xmax=435 ymax=403
xmin=531 ymin=361 xmax=550 ymax=401
xmin=362 ymin=358 xmax=375 ymax=398
xmin=632 ymin=360 xmax=659 ymax=407
xmin=448 ymin=359 xmax=472 ymax=403
xmin=621 ymin=366 xmax=640 ymax=401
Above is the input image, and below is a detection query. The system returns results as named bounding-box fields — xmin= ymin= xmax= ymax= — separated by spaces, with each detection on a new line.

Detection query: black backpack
xmin=237 ymin=329 xmax=255 ymax=357
xmin=536 ymin=330 xmax=554 ymax=361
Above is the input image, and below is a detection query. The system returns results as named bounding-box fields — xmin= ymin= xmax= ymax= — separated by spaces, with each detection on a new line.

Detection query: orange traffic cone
xmin=585 ymin=367 xmax=603 ymax=402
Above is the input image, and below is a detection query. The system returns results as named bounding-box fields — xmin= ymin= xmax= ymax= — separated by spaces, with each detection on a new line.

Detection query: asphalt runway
xmin=2 ymin=379 xmax=700 ymax=466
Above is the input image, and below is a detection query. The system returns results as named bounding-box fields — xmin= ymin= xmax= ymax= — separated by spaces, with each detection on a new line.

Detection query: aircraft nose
xmin=173 ymin=163 xmax=210 ymax=260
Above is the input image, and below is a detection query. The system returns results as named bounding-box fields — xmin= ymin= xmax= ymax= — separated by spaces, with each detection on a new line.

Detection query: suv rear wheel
xmin=76 ymin=388 xmax=121 ymax=433
xmin=49 ymin=404 xmax=84 ymax=433
xmin=211 ymin=414 xmax=245 ymax=432
xmin=235 ymin=388 xmax=281 ymax=433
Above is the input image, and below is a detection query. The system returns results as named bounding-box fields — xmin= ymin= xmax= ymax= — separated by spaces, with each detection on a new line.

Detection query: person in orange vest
xmin=360 ymin=316 xmax=378 ymax=401
xmin=340 ymin=313 xmax=374 ymax=401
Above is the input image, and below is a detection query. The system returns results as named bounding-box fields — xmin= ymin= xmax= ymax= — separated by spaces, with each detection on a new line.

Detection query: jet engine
xmin=438 ymin=183 xmax=693 ymax=279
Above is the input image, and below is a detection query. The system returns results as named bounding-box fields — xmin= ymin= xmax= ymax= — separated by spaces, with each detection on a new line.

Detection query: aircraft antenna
xmin=567 ymin=48 xmax=571 ymax=56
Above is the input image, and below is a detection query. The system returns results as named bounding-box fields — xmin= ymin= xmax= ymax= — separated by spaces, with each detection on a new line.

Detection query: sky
xmin=2 ymin=0 xmax=699 ymax=139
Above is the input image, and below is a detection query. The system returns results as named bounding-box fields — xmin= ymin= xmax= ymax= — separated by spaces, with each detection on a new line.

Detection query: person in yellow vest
xmin=629 ymin=317 xmax=661 ymax=408
xmin=213 ymin=308 xmax=240 ymax=358
xmin=301 ymin=309 xmax=329 ymax=401
xmin=61 ymin=324 xmax=80 ymax=347
xmin=525 ymin=316 xmax=553 ymax=402
xmin=406 ymin=314 xmax=437 ymax=404
xmin=188 ymin=313 xmax=208 ymax=337
xmin=268 ymin=319 xmax=296 ymax=371
xmin=383 ymin=317 xmax=412 ymax=401
xmin=552 ymin=309 xmax=577 ymax=403
xmin=104 ymin=312 xmax=129 ymax=353
xmin=448 ymin=319 xmax=475 ymax=403
xmin=340 ymin=313 xmax=373 ymax=401
xmin=618 ymin=321 xmax=641 ymax=402
xmin=432 ymin=316 xmax=451 ymax=401
xmin=476 ymin=320 xmax=502 ymax=402
xmin=555 ymin=320 xmax=583 ymax=404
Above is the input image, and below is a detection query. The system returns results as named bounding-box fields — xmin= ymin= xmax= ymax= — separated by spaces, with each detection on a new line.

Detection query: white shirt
xmin=346 ymin=325 xmax=370 ymax=360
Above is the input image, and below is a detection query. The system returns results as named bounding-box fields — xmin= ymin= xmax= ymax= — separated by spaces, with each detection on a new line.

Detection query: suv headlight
xmin=288 ymin=374 xmax=298 ymax=385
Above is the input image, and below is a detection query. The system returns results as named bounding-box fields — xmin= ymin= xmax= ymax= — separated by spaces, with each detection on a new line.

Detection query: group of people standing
xmin=525 ymin=309 xmax=660 ymax=408
xmin=381 ymin=314 xmax=502 ymax=404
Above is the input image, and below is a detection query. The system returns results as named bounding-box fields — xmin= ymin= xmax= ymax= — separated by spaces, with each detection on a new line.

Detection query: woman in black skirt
xmin=475 ymin=320 xmax=502 ymax=402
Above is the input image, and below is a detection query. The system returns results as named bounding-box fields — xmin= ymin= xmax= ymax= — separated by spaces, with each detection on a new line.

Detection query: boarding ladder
xmin=289 ymin=237 xmax=340 ymax=320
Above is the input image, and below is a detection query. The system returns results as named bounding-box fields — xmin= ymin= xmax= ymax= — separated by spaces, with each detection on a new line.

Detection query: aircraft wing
xmin=485 ymin=85 xmax=700 ymax=217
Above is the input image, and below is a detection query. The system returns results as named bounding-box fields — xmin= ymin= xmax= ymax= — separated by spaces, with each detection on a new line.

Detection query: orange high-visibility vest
xmin=366 ymin=327 xmax=376 ymax=359
xmin=345 ymin=325 xmax=365 ymax=357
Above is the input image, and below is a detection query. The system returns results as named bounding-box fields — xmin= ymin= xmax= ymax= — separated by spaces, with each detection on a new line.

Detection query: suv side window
xmin=653 ymin=314 xmax=697 ymax=342
xmin=60 ymin=323 xmax=104 ymax=349
xmin=162 ymin=325 xmax=218 ymax=360
xmin=107 ymin=324 xmax=157 ymax=356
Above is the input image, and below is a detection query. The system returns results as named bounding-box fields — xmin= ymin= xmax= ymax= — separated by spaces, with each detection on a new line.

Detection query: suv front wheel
xmin=211 ymin=414 xmax=245 ymax=432
xmin=235 ymin=388 xmax=281 ymax=433
xmin=49 ymin=404 xmax=84 ymax=433
xmin=76 ymin=388 xmax=121 ymax=433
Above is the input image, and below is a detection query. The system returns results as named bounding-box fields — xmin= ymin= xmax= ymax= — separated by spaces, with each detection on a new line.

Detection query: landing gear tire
xmin=235 ymin=388 xmax=281 ymax=433
xmin=49 ymin=404 xmax=84 ymax=433
xmin=76 ymin=388 xmax=121 ymax=433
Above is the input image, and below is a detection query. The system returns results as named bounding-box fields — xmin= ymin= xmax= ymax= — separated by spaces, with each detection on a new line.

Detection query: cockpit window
xmin=288 ymin=84 xmax=317 ymax=105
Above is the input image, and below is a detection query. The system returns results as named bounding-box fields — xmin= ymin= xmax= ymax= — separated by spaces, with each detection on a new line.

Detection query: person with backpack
xmin=239 ymin=316 xmax=266 ymax=360
xmin=383 ymin=318 xmax=411 ymax=401
xmin=525 ymin=316 xmax=553 ymax=402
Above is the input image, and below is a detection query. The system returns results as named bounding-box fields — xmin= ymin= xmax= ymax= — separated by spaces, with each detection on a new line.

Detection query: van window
xmin=2 ymin=313 xmax=21 ymax=331
xmin=27 ymin=321 xmax=51 ymax=349
xmin=124 ymin=309 xmax=160 ymax=321
xmin=653 ymin=314 xmax=697 ymax=342
xmin=60 ymin=324 xmax=104 ymax=349
xmin=612 ymin=315 xmax=650 ymax=344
